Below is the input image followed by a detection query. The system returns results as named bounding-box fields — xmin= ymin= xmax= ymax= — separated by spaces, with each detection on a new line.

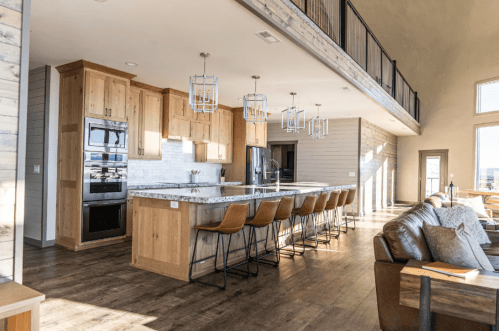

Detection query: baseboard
xmin=24 ymin=237 xmax=56 ymax=248
xmin=24 ymin=237 xmax=42 ymax=247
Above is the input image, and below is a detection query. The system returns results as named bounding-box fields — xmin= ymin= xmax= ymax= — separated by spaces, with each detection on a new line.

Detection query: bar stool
xmin=336 ymin=189 xmax=349 ymax=233
xmin=269 ymin=196 xmax=296 ymax=259
xmin=291 ymin=195 xmax=318 ymax=254
xmin=189 ymin=202 xmax=250 ymax=290
xmin=324 ymin=191 xmax=341 ymax=240
xmin=245 ymin=200 xmax=280 ymax=276
xmin=342 ymin=188 xmax=357 ymax=232
xmin=302 ymin=191 xmax=330 ymax=248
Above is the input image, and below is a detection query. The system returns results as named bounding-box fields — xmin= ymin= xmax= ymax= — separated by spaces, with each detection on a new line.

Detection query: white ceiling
xmin=29 ymin=0 xmax=416 ymax=136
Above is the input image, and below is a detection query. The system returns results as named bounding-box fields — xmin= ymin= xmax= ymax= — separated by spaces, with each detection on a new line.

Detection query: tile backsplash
xmin=128 ymin=139 xmax=222 ymax=184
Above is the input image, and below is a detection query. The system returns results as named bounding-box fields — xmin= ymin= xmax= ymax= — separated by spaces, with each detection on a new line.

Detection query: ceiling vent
xmin=255 ymin=30 xmax=281 ymax=44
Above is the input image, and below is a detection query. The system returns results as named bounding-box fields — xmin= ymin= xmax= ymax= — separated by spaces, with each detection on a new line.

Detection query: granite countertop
xmin=127 ymin=182 xmax=242 ymax=190
xmin=128 ymin=183 xmax=356 ymax=204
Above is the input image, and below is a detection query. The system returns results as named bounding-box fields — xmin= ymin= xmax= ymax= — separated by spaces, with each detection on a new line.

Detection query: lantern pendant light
xmin=281 ymin=92 xmax=305 ymax=133
xmin=309 ymin=104 xmax=328 ymax=139
xmin=243 ymin=75 xmax=268 ymax=124
xmin=189 ymin=53 xmax=219 ymax=114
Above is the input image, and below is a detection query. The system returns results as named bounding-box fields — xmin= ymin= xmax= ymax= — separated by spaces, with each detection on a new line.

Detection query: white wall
xmin=128 ymin=139 xmax=222 ymax=185
xmin=46 ymin=66 xmax=59 ymax=241
xmin=267 ymin=119 xmax=360 ymax=213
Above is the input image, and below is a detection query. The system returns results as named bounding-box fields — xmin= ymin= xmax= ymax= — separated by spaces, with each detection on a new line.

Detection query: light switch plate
xmin=349 ymin=172 xmax=356 ymax=177
xmin=34 ymin=165 xmax=40 ymax=174
xmin=170 ymin=201 xmax=179 ymax=209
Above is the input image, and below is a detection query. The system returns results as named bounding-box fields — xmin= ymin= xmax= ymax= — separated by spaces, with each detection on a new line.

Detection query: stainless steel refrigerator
xmin=246 ymin=146 xmax=266 ymax=185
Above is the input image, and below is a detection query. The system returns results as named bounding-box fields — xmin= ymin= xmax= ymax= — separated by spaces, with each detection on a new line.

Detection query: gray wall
xmin=359 ymin=119 xmax=397 ymax=214
xmin=267 ymin=119 xmax=360 ymax=213
xmin=0 ymin=0 xmax=30 ymax=285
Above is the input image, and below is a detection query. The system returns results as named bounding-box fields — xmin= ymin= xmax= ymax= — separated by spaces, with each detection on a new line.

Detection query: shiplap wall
xmin=267 ymin=119 xmax=360 ymax=213
xmin=24 ymin=66 xmax=45 ymax=241
xmin=0 ymin=0 xmax=28 ymax=287
xmin=359 ymin=119 xmax=397 ymax=214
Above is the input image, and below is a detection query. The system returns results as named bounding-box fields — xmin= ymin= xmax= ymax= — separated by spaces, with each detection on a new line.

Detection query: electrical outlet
xmin=170 ymin=201 xmax=179 ymax=209
xmin=34 ymin=165 xmax=40 ymax=174
xmin=349 ymin=172 xmax=356 ymax=177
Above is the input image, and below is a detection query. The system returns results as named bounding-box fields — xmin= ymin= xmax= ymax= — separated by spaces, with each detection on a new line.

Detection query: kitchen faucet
xmin=264 ymin=159 xmax=280 ymax=186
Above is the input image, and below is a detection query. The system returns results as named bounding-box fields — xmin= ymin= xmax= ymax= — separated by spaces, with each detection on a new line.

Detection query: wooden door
xmin=255 ymin=122 xmax=267 ymax=147
xmin=128 ymin=88 xmax=142 ymax=159
xmin=142 ymin=91 xmax=163 ymax=160
xmin=419 ymin=150 xmax=448 ymax=202
xmin=84 ymin=70 xmax=107 ymax=118
xmin=206 ymin=111 xmax=220 ymax=162
xmin=246 ymin=122 xmax=256 ymax=146
xmin=219 ymin=110 xmax=233 ymax=163
xmin=107 ymin=77 xmax=128 ymax=122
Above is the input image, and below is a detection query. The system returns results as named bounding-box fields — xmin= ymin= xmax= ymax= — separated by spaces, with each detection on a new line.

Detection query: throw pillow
xmin=423 ymin=222 xmax=494 ymax=271
xmin=430 ymin=192 xmax=450 ymax=202
xmin=434 ymin=205 xmax=491 ymax=245
xmin=442 ymin=197 xmax=490 ymax=219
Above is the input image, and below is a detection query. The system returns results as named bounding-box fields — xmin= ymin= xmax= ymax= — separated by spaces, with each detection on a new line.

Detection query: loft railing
xmin=290 ymin=0 xmax=420 ymax=122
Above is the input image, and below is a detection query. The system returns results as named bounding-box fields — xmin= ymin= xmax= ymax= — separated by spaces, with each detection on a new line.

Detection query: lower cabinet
xmin=126 ymin=198 xmax=133 ymax=238
xmin=129 ymin=86 xmax=163 ymax=160
xmin=195 ymin=109 xmax=233 ymax=164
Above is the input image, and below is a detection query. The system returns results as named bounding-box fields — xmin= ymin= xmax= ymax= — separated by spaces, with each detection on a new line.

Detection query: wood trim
xmin=130 ymin=80 xmax=163 ymax=94
xmin=56 ymin=60 xmax=137 ymax=79
xmin=13 ymin=0 xmax=31 ymax=284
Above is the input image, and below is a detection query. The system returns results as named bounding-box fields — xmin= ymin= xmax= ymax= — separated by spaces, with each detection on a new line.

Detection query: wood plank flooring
xmin=22 ymin=205 xmax=411 ymax=331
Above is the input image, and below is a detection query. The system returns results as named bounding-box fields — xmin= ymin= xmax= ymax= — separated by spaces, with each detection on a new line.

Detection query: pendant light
xmin=189 ymin=53 xmax=219 ymax=114
xmin=243 ymin=75 xmax=268 ymax=124
xmin=309 ymin=104 xmax=328 ymax=139
xmin=281 ymin=92 xmax=305 ymax=133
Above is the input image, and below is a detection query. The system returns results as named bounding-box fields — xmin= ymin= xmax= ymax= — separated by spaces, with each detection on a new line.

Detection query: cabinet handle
xmin=138 ymin=148 xmax=141 ymax=155
xmin=109 ymin=108 xmax=112 ymax=117
xmin=105 ymin=108 xmax=108 ymax=116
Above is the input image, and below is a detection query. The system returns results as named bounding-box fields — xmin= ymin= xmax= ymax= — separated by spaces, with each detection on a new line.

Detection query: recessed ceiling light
xmin=343 ymin=87 xmax=349 ymax=90
xmin=255 ymin=30 xmax=281 ymax=44
xmin=125 ymin=62 xmax=138 ymax=67
xmin=390 ymin=119 xmax=395 ymax=122
xmin=94 ymin=0 xmax=108 ymax=2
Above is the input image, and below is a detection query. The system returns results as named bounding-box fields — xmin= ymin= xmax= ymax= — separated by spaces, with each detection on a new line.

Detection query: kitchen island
xmin=128 ymin=183 xmax=355 ymax=281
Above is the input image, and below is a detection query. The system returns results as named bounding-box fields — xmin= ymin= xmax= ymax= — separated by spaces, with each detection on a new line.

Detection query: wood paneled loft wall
xmin=0 ymin=0 xmax=31 ymax=285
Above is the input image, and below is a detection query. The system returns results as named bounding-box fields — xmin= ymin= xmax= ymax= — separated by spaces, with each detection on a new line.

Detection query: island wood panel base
xmin=0 ymin=282 xmax=45 ymax=331
xmin=56 ymin=236 xmax=126 ymax=252
xmin=130 ymin=194 xmax=342 ymax=282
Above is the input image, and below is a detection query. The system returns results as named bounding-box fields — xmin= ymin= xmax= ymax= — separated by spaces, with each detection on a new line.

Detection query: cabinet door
xmin=128 ymin=88 xmax=142 ymax=159
xmin=206 ymin=111 xmax=220 ymax=162
xmin=171 ymin=94 xmax=185 ymax=117
xmin=142 ymin=91 xmax=163 ymax=159
xmin=190 ymin=121 xmax=210 ymax=143
xmin=220 ymin=110 xmax=233 ymax=163
xmin=246 ymin=122 xmax=256 ymax=146
xmin=256 ymin=122 xmax=267 ymax=147
xmin=196 ymin=111 xmax=211 ymax=123
xmin=84 ymin=71 xmax=107 ymax=118
xmin=170 ymin=117 xmax=191 ymax=140
xmin=108 ymin=77 xmax=128 ymax=122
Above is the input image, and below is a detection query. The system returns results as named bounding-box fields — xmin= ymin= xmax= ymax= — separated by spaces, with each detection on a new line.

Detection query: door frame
xmin=267 ymin=140 xmax=298 ymax=182
xmin=418 ymin=149 xmax=449 ymax=202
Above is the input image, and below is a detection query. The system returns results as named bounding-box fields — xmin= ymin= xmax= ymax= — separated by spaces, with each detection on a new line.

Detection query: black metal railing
xmin=290 ymin=0 xmax=420 ymax=122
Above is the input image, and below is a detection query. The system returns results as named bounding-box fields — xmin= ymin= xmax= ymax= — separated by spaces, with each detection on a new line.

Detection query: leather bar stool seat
xmin=189 ymin=202 xmax=250 ymax=290
xmin=341 ymin=188 xmax=357 ymax=232
xmin=291 ymin=195 xmax=317 ymax=254
xmin=324 ymin=191 xmax=341 ymax=239
xmin=245 ymin=200 xmax=280 ymax=275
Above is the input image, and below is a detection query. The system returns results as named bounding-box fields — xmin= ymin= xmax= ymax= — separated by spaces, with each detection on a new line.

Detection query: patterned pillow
xmin=434 ymin=205 xmax=491 ymax=245
xmin=431 ymin=192 xmax=450 ymax=202
xmin=423 ymin=222 xmax=494 ymax=271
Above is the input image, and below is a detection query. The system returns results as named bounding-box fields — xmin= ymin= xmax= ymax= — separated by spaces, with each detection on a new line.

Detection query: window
xmin=476 ymin=124 xmax=499 ymax=190
xmin=477 ymin=79 xmax=499 ymax=114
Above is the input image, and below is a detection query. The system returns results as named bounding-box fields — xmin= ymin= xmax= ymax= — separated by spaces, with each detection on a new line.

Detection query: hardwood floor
xmin=23 ymin=205 xmax=411 ymax=331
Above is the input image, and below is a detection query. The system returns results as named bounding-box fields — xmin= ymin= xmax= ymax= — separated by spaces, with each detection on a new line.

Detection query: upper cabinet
xmin=195 ymin=108 xmax=233 ymax=164
xmin=129 ymin=82 xmax=163 ymax=160
xmin=246 ymin=121 xmax=267 ymax=148
xmin=84 ymin=69 xmax=131 ymax=123
xmin=163 ymin=89 xmax=211 ymax=143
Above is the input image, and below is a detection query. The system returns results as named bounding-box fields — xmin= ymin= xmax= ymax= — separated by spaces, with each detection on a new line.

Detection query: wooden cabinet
xmin=84 ymin=70 xmax=130 ymax=122
xmin=129 ymin=83 xmax=163 ymax=160
xmin=246 ymin=121 xmax=267 ymax=148
xmin=195 ymin=108 xmax=233 ymax=164
xmin=56 ymin=60 xmax=136 ymax=251
xmin=163 ymin=89 xmax=211 ymax=143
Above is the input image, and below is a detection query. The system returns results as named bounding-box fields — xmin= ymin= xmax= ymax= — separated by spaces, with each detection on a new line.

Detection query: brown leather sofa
xmin=374 ymin=201 xmax=499 ymax=331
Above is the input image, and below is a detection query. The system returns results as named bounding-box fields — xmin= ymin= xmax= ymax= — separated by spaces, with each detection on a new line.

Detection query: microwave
xmin=84 ymin=117 xmax=128 ymax=153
